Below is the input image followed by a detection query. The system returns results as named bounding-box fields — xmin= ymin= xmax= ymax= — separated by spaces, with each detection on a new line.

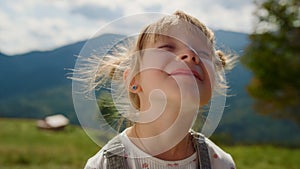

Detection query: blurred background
xmin=0 ymin=0 xmax=299 ymax=169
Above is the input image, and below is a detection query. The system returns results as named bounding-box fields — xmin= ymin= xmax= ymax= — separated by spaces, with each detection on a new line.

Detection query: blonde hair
xmin=73 ymin=11 xmax=236 ymax=128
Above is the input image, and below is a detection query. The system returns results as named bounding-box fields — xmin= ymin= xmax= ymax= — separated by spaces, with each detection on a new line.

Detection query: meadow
xmin=0 ymin=118 xmax=299 ymax=169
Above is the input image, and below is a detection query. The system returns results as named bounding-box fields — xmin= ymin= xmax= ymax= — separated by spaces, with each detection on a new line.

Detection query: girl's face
xmin=133 ymin=25 xmax=214 ymax=111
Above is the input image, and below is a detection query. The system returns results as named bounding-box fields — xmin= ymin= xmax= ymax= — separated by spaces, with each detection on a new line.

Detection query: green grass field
xmin=0 ymin=118 xmax=99 ymax=169
xmin=0 ymin=118 xmax=299 ymax=169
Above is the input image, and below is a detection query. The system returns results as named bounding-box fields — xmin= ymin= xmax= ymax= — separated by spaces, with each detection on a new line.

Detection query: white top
xmin=84 ymin=129 xmax=236 ymax=169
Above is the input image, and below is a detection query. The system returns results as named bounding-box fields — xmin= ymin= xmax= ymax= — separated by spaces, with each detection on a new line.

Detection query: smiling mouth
xmin=169 ymin=69 xmax=203 ymax=81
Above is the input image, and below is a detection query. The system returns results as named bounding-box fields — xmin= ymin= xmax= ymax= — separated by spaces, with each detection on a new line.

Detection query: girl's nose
xmin=178 ymin=48 xmax=200 ymax=64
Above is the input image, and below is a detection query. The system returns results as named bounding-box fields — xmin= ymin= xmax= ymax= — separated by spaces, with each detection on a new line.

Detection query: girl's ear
xmin=123 ymin=69 xmax=141 ymax=93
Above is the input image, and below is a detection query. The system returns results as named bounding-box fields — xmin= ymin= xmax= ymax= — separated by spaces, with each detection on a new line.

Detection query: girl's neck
xmin=126 ymin=104 xmax=197 ymax=161
xmin=127 ymin=125 xmax=195 ymax=161
xmin=137 ymin=100 xmax=197 ymax=136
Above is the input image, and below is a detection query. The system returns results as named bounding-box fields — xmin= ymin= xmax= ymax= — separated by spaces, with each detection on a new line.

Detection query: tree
xmin=241 ymin=0 xmax=300 ymax=124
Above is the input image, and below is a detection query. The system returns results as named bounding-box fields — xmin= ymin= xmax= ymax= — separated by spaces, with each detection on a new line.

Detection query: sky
xmin=0 ymin=0 xmax=256 ymax=55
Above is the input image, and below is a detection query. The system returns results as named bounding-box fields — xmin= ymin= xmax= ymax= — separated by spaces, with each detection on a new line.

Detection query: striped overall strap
xmin=103 ymin=138 xmax=128 ymax=169
xmin=191 ymin=131 xmax=212 ymax=169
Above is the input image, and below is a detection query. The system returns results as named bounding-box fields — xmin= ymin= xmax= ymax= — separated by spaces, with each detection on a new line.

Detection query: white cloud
xmin=0 ymin=0 xmax=255 ymax=55
xmin=70 ymin=3 xmax=124 ymax=20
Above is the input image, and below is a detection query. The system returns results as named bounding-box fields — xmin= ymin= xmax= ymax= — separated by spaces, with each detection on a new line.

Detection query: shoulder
xmin=205 ymin=137 xmax=236 ymax=169
xmin=84 ymin=134 xmax=123 ymax=169
xmin=84 ymin=148 xmax=105 ymax=169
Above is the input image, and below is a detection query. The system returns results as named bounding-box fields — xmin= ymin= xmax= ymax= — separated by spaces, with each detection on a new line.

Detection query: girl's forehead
xmin=140 ymin=20 xmax=214 ymax=54
xmin=144 ymin=28 xmax=213 ymax=54
xmin=163 ymin=25 xmax=210 ymax=45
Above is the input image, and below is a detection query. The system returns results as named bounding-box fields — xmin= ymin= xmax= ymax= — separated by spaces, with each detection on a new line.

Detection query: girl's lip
xmin=169 ymin=69 xmax=203 ymax=81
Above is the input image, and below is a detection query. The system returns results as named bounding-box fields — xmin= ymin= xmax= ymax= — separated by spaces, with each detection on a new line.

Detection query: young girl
xmin=83 ymin=10 xmax=236 ymax=169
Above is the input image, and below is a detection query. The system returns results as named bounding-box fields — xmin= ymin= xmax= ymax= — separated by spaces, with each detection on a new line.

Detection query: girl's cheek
xmin=140 ymin=49 xmax=174 ymax=70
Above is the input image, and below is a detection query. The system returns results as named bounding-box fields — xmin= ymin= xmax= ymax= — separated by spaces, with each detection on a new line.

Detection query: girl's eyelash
xmin=158 ymin=44 xmax=174 ymax=49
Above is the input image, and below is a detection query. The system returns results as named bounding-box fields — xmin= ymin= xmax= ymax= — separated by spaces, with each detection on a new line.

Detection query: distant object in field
xmin=37 ymin=114 xmax=69 ymax=131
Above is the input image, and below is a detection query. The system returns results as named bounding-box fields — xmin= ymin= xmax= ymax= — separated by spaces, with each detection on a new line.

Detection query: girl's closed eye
xmin=158 ymin=44 xmax=175 ymax=51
